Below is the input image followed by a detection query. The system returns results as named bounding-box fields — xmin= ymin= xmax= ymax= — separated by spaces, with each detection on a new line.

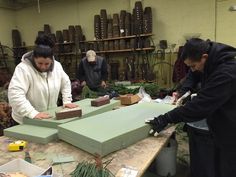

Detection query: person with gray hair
xmin=77 ymin=50 xmax=108 ymax=91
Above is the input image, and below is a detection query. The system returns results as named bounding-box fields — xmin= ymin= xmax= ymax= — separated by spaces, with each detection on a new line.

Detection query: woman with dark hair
xmin=8 ymin=34 xmax=78 ymax=124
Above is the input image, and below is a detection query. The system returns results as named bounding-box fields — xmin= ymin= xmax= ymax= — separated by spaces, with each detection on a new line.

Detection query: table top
xmin=0 ymin=126 xmax=175 ymax=177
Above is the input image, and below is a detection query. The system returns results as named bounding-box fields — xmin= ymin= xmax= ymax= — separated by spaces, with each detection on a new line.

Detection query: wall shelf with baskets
xmin=80 ymin=33 xmax=154 ymax=54
xmin=54 ymin=42 xmax=79 ymax=79
xmin=80 ymin=33 xmax=153 ymax=43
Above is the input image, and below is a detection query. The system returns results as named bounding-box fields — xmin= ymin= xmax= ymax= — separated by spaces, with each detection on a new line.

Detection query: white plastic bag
xmin=137 ymin=86 xmax=152 ymax=103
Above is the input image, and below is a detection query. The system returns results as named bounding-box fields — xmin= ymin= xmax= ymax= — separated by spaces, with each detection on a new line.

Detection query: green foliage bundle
xmin=81 ymin=86 xmax=98 ymax=99
xmin=70 ymin=161 xmax=114 ymax=177
xmin=109 ymin=82 xmax=160 ymax=98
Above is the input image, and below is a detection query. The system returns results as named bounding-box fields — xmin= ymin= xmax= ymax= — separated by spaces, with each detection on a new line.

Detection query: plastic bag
xmin=137 ymin=86 xmax=152 ymax=103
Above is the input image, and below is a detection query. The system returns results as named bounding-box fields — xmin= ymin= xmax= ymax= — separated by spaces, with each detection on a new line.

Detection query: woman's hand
xmin=34 ymin=112 xmax=52 ymax=119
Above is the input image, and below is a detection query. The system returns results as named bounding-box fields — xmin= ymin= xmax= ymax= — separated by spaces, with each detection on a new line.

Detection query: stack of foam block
xmin=4 ymin=99 xmax=120 ymax=144
xmin=58 ymin=102 xmax=175 ymax=156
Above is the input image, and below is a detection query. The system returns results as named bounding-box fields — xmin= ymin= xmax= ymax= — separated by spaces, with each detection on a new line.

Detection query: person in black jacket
xmin=77 ymin=50 xmax=108 ymax=91
xmin=146 ymin=38 xmax=236 ymax=177
xmin=177 ymin=70 xmax=215 ymax=177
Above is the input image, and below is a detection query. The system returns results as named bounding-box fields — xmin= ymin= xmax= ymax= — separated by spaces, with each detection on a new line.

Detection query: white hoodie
xmin=8 ymin=52 xmax=72 ymax=124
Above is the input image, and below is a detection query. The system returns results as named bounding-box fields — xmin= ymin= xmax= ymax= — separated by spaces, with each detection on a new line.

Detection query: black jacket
xmin=178 ymin=70 xmax=202 ymax=96
xmin=77 ymin=56 xmax=108 ymax=90
xmin=168 ymin=41 xmax=236 ymax=148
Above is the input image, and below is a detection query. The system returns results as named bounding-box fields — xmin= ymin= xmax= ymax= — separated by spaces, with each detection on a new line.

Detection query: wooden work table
xmin=0 ymin=126 xmax=175 ymax=177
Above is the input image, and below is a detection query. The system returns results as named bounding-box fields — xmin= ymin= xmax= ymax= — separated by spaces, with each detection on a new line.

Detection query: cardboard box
xmin=119 ymin=94 xmax=141 ymax=105
xmin=0 ymin=159 xmax=60 ymax=177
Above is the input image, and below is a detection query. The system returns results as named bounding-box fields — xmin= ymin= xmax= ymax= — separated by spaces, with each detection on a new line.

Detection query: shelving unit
xmin=80 ymin=33 xmax=153 ymax=43
xmin=12 ymin=45 xmax=28 ymax=65
xmin=57 ymin=52 xmax=77 ymax=56
xmin=80 ymin=33 xmax=154 ymax=54
xmin=11 ymin=42 xmax=80 ymax=79
xmin=79 ymin=33 xmax=155 ymax=81
xmin=93 ymin=47 xmax=154 ymax=54
xmin=54 ymin=42 xmax=79 ymax=79
xmin=0 ymin=43 xmax=8 ymax=71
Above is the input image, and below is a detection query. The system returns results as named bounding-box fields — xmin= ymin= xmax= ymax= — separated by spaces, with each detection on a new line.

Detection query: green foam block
xmin=58 ymin=102 xmax=175 ymax=157
xmin=52 ymin=155 xmax=75 ymax=165
xmin=23 ymin=99 xmax=120 ymax=128
xmin=4 ymin=124 xmax=58 ymax=144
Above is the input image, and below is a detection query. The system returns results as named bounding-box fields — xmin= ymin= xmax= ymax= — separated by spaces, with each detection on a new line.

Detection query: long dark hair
xmin=33 ymin=34 xmax=55 ymax=59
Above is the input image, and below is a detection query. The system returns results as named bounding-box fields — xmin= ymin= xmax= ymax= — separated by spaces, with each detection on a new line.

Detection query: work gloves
xmin=145 ymin=114 xmax=171 ymax=136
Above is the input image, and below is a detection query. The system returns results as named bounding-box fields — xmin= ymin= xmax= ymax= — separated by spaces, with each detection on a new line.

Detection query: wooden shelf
xmin=13 ymin=46 xmax=29 ymax=49
xmin=55 ymin=42 xmax=75 ymax=45
xmin=56 ymin=52 xmax=76 ymax=56
xmin=0 ymin=53 xmax=8 ymax=57
xmin=80 ymin=33 xmax=153 ymax=43
xmin=12 ymin=42 xmax=75 ymax=49
xmin=82 ymin=47 xmax=155 ymax=54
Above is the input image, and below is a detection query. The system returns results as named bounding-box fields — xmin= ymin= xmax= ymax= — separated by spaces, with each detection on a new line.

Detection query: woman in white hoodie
xmin=8 ymin=34 xmax=78 ymax=124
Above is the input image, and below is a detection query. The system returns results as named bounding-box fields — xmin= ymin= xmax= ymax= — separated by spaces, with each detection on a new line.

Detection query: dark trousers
xmin=216 ymin=146 xmax=236 ymax=177
xmin=186 ymin=125 xmax=216 ymax=177
xmin=187 ymin=125 xmax=236 ymax=177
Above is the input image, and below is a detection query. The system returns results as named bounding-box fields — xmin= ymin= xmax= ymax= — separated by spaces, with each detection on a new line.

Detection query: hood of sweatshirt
xmin=21 ymin=51 xmax=54 ymax=73
xmin=204 ymin=41 xmax=236 ymax=77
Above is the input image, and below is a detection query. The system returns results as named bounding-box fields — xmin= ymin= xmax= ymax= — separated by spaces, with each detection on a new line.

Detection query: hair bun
xmin=35 ymin=34 xmax=55 ymax=48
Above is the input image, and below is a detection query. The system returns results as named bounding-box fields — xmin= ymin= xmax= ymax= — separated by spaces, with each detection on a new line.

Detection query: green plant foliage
xmin=70 ymin=161 xmax=114 ymax=177
xmin=81 ymin=86 xmax=98 ymax=99
xmin=108 ymin=84 xmax=137 ymax=95
xmin=109 ymin=82 xmax=160 ymax=98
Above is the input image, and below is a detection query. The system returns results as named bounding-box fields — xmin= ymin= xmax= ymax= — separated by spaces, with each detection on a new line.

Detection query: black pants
xmin=216 ymin=146 xmax=236 ymax=177
xmin=186 ymin=125 xmax=216 ymax=177
xmin=187 ymin=125 xmax=236 ymax=177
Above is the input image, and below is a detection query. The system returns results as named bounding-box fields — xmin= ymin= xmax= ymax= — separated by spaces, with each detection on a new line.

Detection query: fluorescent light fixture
xmin=229 ymin=5 xmax=236 ymax=11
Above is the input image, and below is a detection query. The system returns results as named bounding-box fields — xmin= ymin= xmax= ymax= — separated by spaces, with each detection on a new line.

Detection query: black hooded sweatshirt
xmin=167 ymin=41 xmax=236 ymax=148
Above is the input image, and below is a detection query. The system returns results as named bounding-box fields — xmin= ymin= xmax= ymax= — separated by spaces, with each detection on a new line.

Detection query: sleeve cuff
xmin=63 ymin=101 xmax=72 ymax=105
xmin=28 ymin=110 xmax=39 ymax=119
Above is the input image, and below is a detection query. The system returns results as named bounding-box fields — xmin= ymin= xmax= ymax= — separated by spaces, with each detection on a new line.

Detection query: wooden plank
xmin=80 ymin=33 xmax=153 ymax=42
xmin=82 ymin=47 xmax=155 ymax=54
xmin=3 ymin=125 xmax=58 ymax=144
xmin=58 ymin=102 xmax=175 ymax=157
xmin=23 ymin=99 xmax=120 ymax=128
